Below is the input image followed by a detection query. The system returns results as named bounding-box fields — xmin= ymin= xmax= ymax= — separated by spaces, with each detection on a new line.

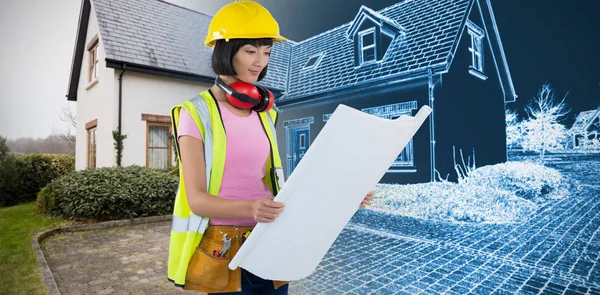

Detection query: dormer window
xmin=346 ymin=5 xmax=405 ymax=67
xmin=303 ymin=53 xmax=325 ymax=69
xmin=359 ymin=28 xmax=376 ymax=64
xmin=466 ymin=20 xmax=487 ymax=80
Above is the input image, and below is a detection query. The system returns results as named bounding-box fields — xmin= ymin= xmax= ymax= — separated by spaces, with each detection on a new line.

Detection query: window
xmin=358 ymin=27 xmax=376 ymax=64
xmin=87 ymin=35 xmax=99 ymax=83
xmin=299 ymin=133 xmax=306 ymax=149
xmin=466 ymin=20 xmax=487 ymax=80
xmin=389 ymin=121 xmax=414 ymax=167
xmin=147 ymin=122 xmax=173 ymax=169
xmin=470 ymin=33 xmax=483 ymax=71
xmin=361 ymin=101 xmax=418 ymax=170
xmin=303 ymin=53 xmax=325 ymax=69
xmin=86 ymin=119 xmax=98 ymax=168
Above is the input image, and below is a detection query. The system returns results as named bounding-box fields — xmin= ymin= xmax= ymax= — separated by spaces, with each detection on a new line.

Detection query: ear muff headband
xmin=215 ymin=77 xmax=259 ymax=105
xmin=253 ymin=86 xmax=272 ymax=112
xmin=215 ymin=77 xmax=274 ymax=112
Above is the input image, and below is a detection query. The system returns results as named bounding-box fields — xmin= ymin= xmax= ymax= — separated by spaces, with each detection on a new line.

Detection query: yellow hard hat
xmin=204 ymin=0 xmax=287 ymax=47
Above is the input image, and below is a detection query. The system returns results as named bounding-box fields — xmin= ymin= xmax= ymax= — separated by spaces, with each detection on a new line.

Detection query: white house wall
xmin=117 ymin=71 xmax=210 ymax=167
xmin=75 ymin=7 xmax=116 ymax=171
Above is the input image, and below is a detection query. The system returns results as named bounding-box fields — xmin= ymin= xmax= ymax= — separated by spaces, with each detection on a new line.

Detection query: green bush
xmin=0 ymin=154 xmax=75 ymax=207
xmin=153 ymin=164 xmax=179 ymax=177
xmin=38 ymin=165 xmax=178 ymax=220
xmin=463 ymin=161 xmax=566 ymax=202
xmin=36 ymin=185 xmax=55 ymax=216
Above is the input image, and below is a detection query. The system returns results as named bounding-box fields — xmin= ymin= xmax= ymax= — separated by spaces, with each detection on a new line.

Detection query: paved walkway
xmin=41 ymin=154 xmax=600 ymax=294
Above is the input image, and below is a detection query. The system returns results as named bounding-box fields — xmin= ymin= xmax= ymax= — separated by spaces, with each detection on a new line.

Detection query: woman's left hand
xmin=360 ymin=191 xmax=374 ymax=208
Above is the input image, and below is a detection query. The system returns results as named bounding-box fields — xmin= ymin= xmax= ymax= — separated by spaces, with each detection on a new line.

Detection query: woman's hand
xmin=360 ymin=191 xmax=374 ymax=209
xmin=250 ymin=196 xmax=285 ymax=223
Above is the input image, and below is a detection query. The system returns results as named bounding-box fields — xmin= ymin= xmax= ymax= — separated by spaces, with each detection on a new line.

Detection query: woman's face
xmin=232 ymin=44 xmax=271 ymax=83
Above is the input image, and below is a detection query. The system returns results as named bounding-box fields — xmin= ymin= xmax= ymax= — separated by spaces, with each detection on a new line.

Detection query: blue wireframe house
xmin=269 ymin=0 xmax=518 ymax=183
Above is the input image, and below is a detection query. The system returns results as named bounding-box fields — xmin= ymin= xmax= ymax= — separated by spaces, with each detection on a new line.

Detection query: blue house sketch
xmin=569 ymin=107 xmax=600 ymax=149
xmin=261 ymin=0 xmax=518 ymax=183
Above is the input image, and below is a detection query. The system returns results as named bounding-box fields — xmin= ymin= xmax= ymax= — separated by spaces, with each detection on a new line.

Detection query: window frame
xmin=145 ymin=120 xmax=173 ymax=169
xmin=85 ymin=119 xmax=98 ymax=168
xmin=87 ymin=35 xmax=99 ymax=84
xmin=465 ymin=20 xmax=487 ymax=80
xmin=358 ymin=27 xmax=377 ymax=65
xmin=302 ymin=53 xmax=325 ymax=70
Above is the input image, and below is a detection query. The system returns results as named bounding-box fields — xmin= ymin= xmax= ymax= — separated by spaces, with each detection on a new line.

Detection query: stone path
xmin=41 ymin=153 xmax=600 ymax=294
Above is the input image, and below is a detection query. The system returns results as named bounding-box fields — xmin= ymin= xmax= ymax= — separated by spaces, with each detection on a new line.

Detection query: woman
xmin=167 ymin=1 xmax=374 ymax=294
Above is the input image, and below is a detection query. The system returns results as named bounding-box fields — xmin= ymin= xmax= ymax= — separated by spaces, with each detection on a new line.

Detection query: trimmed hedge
xmin=0 ymin=154 xmax=74 ymax=207
xmin=37 ymin=165 xmax=178 ymax=221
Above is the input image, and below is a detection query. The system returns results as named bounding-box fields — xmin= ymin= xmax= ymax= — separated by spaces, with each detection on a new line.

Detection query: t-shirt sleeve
xmin=177 ymin=108 xmax=202 ymax=141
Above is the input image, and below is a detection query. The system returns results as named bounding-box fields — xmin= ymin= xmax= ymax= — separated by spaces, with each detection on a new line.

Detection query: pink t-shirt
xmin=177 ymin=99 xmax=272 ymax=226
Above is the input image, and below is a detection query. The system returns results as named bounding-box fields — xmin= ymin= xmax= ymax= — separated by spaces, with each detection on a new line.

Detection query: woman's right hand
xmin=250 ymin=196 xmax=285 ymax=223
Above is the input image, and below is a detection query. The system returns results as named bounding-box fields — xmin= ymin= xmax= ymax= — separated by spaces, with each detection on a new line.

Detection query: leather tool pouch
xmin=184 ymin=226 xmax=250 ymax=293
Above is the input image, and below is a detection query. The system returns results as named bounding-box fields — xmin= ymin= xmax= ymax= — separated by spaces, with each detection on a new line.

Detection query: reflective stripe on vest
xmin=171 ymin=214 xmax=210 ymax=234
xmin=167 ymin=90 xmax=282 ymax=287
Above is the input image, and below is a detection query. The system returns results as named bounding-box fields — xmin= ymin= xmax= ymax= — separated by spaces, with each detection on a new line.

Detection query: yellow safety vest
xmin=167 ymin=90 xmax=284 ymax=287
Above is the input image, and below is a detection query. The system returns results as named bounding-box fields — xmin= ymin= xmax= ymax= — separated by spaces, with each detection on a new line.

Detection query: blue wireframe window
xmin=303 ymin=53 xmax=325 ymax=69
xmin=299 ymin=133 xmax=306 ymax=149
xmin=469 ymin=32 xmax=483 ymax=71
xmin=361 ymin=101 xmax=418 ymax=169
xmin=466 ymin=20 xmax=486 ymax=80
xmin=359 ymin=28 xmax=376 ymax=64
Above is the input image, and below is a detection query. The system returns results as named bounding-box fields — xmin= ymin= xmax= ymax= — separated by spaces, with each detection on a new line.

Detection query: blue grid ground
xmin=290 ymin=154 xmax=600 ymax=294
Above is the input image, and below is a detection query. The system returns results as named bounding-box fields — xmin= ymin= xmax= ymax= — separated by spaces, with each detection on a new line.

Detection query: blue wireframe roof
xmin=283 ymin=0 xmax=472 ymax=101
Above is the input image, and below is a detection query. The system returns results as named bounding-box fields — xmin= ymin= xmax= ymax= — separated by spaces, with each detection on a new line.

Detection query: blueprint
xmin=229 ymin=104 xmax=432 ymax=281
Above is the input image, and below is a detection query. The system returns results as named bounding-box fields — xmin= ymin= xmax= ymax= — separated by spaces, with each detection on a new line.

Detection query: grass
xmin=0 ymin=202 xmax=72 ymax=295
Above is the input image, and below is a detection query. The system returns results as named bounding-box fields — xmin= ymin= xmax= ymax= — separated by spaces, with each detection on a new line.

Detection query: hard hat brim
xmin=205 ymin=35 xmax=288 ymax=48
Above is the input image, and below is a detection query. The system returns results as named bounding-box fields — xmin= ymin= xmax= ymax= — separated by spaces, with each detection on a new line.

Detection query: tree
xmin=505 ymin=107 xmax=522 ymax=150
xmin=0 ymin=136 xmax=10 ymax=160
xmin=55 ymin=106 xmax=76 ymax=155
xmin=0 ymin=136 xmax=19 ymax=207
xmin=521 ymin=82 xmax=570 ymax=160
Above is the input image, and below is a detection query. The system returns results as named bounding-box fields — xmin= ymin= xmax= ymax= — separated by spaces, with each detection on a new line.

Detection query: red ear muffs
xmin=215 ymin=77 xmax=274 ymax=112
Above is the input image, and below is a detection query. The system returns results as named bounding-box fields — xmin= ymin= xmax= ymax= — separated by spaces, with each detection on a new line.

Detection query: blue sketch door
xmin=289 ymin=127 xmax=310 ymax=175
xmin=284 ymin=117 xmax=314 ymax=176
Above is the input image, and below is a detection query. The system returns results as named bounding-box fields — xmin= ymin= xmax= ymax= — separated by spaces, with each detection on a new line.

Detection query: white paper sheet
xmin=229 ymin=104 xmax=432 ymax=281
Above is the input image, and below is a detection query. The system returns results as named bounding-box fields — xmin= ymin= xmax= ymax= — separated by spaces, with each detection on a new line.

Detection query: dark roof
xmin=67 ymin=0 xmax=516 ymax=104
xmin=66 ymin=0 xmax=290 ymax=101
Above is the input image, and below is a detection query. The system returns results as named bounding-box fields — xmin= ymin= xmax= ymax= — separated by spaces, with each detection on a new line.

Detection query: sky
xmin=1 ymin=0 xmax=598 ymax=140
xmin=0 ymin=0 xmax=229 ymax=141
xmin=0 ymin=0 xmax=81 ymax=140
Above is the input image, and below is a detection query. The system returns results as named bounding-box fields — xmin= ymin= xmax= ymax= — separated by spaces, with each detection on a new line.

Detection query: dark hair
xmin=212 ymin=38 xmax=273 ymax=82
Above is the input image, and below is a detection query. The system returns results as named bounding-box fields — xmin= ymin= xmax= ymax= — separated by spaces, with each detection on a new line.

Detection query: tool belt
xmin=183 ymin=225 xmax=288 ymax=293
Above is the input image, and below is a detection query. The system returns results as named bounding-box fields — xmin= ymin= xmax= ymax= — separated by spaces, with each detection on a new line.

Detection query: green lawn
xmin=0 ymin=202 xmax=71 ymax=295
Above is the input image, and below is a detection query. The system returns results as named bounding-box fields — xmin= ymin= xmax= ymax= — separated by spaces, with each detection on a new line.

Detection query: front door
xmin=289 ymin=127 xmax=310 ymax=175
xmin=284 ymin=116 xmax=315 ymax=176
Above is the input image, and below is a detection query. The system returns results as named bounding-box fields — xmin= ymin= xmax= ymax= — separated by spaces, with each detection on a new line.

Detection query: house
xmin=67 ymin=0 xmax=517 ymax=185
xmin=65 ymin=0 xmax=289 ymax=170
xmin=274 ymin=0 xmax=517 ymax=183
xmin=569 ymin=108 xmax=600 ymax=149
